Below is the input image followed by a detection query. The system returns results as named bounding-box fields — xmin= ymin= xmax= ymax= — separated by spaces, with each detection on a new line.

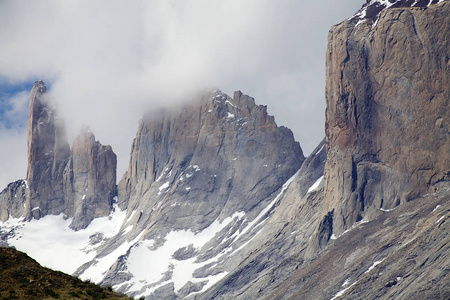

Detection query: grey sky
xmin=0 ymin=0 xmax=363 ymax=189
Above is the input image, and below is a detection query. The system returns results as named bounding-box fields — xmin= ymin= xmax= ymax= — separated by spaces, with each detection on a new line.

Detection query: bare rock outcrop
xmin=64 ymin=126 xmax=117 ymax=230
xmin=1 ymin=81 xmax=117 ymax=229
xmin=24 ymin=80 xmax=71 ymax=220
xmin=117 ymin=90 xmax=304 ymax=236
xmin=322 ymin=1 xmax=450 ymax=236
xmin=0 ymin=180 xmax=28 ymax=222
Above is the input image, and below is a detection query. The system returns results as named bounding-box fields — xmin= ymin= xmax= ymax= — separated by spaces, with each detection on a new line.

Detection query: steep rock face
xmin=25 ymin=81 xmax=71 ymax=220
xmin=197 ymin=140 xmax=326 ymax=300
xmin=323 ymin=1 xmax=450 ymax=236
xmin=118 ymin=90 xmax=304 ymax=235
xmin=0 ymin=180 xmax=28 ymax=222
xmin=73 ymin=90 xmax=304 ymax=298
xmin=2 ymin=81 xmax=117 ymax=229
xmin=64 ymin=126 xmax=117 ymax=230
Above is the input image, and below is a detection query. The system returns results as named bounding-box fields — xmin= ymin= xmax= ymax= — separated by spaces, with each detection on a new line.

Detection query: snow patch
xmin=225 ymin=100 xmax=236 ymax=107
xmin=158 ymin=182 xmax=170 ymax=194
xmin=330 ymin=281 xmax=357 ymax=300
xmin=364 ymin=259 xmax=384 ymax=274
xmin=342 ymin=278 xmax=351 ymax=287
xmin=307 ymin=176 xmax=324 ymax=194
xmin=380 ymin=207 xmax=395 ymax=212
xmin=432 ymin=205 xmax=441 ymax=213
xmin=122 ymin=211 xmax=245 ymax=297
xmin=435 ymin=215 xmax=445 ymax=224
xmin=3 ymin=205 xmax=127 ymax=275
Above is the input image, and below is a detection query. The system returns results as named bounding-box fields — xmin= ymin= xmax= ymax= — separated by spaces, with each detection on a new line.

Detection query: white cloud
xmin=0 ymin=0 xmax=363 ymax=189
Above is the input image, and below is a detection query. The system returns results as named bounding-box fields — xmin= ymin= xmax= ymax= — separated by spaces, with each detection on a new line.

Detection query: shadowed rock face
xmin=323 ymin=1 xmax=450 ymax=236
xmin=1 ymin=81 xmax=117 ymax=229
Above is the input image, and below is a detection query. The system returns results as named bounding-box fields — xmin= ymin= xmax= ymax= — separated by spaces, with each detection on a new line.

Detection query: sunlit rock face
xmin=199 ymin=2 xmax=449 ymax=300
xmin=1 ymin=2 xmax=449 ymax=299
xmin=89 ymin=89 xmax=305 ymax=298
xmin=117 ymin=90 xmax=304 ymax=236
xmin=323 ymin=0 xmax=450 ymax=236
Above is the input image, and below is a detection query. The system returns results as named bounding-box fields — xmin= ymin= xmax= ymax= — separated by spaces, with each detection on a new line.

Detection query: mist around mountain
xmin=1 ymin=1 xmax=449 ymax=299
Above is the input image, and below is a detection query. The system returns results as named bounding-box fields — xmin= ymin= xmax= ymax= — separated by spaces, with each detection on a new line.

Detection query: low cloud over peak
xmin=0 ymin=0 xmax=363 ymax=188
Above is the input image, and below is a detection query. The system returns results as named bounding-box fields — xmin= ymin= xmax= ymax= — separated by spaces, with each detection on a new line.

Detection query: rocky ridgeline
xmin=1 ymin=1 xmax=449 ymax=299
xmin=196 ymin=2 xmax=449 ymax=299
xmin=350 ymin=0 xmax=446 ymax=25
xmin=117 ymin=90 xmax=303 ymax=236
xmin=0 ymin=81 xmax=117 ymax=230
xmin=77 ymin=90 xmax=305 ymax=298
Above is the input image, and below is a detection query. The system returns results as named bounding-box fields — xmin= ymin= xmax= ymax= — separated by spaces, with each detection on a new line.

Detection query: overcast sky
xmin=0 ymin=0 xmax=363 ymax=189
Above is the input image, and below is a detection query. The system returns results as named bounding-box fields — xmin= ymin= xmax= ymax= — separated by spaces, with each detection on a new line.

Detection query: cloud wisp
xmin=0 ymin=0 xmax=363 ymax=189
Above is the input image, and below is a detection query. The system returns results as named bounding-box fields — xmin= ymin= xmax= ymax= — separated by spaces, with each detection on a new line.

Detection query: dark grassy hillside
xmin=0 ymin=247 xmax=133 ymax=300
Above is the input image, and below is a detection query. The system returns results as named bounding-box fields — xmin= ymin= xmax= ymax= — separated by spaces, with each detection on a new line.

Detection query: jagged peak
xmin=32 ymin=80 xmax=46 ymax=94
xmin=350 ymin=0 xmax=446 ymax=26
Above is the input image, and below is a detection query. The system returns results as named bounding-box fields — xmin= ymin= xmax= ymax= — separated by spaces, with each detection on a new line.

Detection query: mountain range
xmin=1 ymin=1 xmax=449 ymax=299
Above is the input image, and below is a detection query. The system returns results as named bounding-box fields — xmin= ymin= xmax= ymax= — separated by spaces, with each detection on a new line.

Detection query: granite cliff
xmin=322 ymin=0 xmax=449 ymax=238
xmin=0 ymin=1 xmax=449 ymax=299
xmin=77 ymin=90 xmax=305 ymax=298
xmin=0 ymin=81 xmax=117 ymax=230
xmin=196 ymin=1 xmax=450 ymax=299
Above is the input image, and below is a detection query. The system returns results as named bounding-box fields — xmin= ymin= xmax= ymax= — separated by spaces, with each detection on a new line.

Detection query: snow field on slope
xmin=112 ymin=171 xmax=300 ymax=298
xmin=1 ymin=204 xmax=127 ymax=275
xmin=121 ymin=211 xmax=246 ymax=296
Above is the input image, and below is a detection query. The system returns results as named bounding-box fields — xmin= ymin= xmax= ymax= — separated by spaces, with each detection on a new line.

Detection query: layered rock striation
xmin=322 ymin=0 xmax=450 ymax=236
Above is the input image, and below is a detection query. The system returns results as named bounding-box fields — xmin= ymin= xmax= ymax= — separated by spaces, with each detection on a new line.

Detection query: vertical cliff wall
xmin=64 ymin=126 xmax=117 ymax=230
xmin=24 ymin=81 xmax=71 ymax=220
xmin=1 ymin=81 xmax=117 ymax=229
xmin=323 ymin=1 xmax=449 ymax=235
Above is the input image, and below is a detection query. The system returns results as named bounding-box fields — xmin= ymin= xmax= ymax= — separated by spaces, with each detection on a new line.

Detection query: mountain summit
xmin=1 ymin=1 xmax=449 ymax=299
xmin=0 ymin=81 xmax=117 ymax=230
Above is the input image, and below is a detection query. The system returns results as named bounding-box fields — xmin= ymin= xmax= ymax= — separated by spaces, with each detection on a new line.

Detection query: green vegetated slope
xmin=0 ymin=247 xmax=132 ymax=300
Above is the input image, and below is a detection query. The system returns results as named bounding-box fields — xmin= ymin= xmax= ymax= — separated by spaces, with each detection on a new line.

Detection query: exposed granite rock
xmin=24 ymin=80 xmax=71 ymax=220
xmin=196 ymin=139 xmax=327 ymax=300
xmin=93 ymin=90 xmax=304 ymax=295
xmin=0 ymin=180 xmax=28 ymax=222
xmin=323 ymin=1 xmax=450 ymax=237
xmin=266 ymin=186 xmax=450 ymax=300
xmin=1 ymin=81 xmax=117 ymax=229
xmin=117 ymin=90 xmax=304 ymax=236
xmin=64 ymin=126 xmax=117 ymax=230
